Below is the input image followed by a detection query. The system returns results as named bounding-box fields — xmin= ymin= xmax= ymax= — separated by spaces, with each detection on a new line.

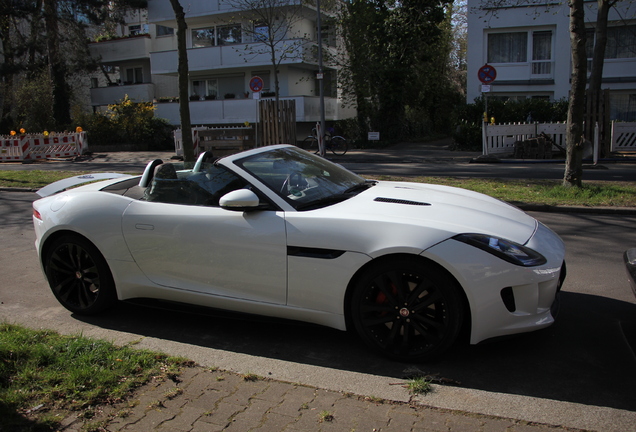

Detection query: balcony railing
xmin=153 ymin=96 xmax=353 ymax=125
xmin=89 ymin=34 xmax=152 ymax=63
xmin=90 ymin=83 xmax=155 ymax=106
xmin=151 ymin=41 xmax=318 ymax=74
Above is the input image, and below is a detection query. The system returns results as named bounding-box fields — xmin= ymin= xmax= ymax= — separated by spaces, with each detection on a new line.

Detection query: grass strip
xmin=1 ymin=170 xmax=635 ymax=207
xmin=0 ymin=323 xmax=190 ymax=431
xmin=374 ymin=176 xmax=636 ymax=208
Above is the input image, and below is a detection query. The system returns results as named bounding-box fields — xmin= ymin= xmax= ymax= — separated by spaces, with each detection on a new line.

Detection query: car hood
xmin=320 ymin=181 xmax=537 ymax=245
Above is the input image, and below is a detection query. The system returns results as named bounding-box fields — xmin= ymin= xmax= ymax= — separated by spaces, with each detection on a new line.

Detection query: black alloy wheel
xmin=351 ymin=257 xmax=464 ymax=361
xmin=44 ymin=235 xmax=117 ymax=315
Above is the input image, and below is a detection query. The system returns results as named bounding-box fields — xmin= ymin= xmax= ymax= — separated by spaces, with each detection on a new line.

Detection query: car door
xmin=121 ymin=164 xmax=287 ymax=304
xmin=122 ymin=201 xmax=287 ymax=304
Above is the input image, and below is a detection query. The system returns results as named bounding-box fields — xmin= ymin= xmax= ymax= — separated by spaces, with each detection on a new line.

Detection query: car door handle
xmin=135 ymin=224 xmax=154 ymax=230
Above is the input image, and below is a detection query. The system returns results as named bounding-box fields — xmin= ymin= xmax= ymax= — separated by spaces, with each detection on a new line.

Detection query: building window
xmin=192 ymin=79 xmax=218 ymax=98
xmin=128 ymin=24 xmax=148 ymax=36
xmin=488 ymin=32 xmax=527 ymax=63
xmin=321 ymin=25 xmax=336 ymax=47
xmin=217 ymin=25 xmax=242 ymax=45
xmin=254 ymin=25 xmax=268 ymax=42
xmin=192 ymin=25 xmax=241 ymax=48
xmin=606 ymin=25 xmax=636 ymax=59
xmin=192 ymin=27 xmax=216 ymax=47
xmin=587 ymin=24 xmax=636 ymax=60
xmin=125 ymin=67 xmax=143 ymax=84
xmin=532 ymin=31 xmax=552 ymax=75
xmin=157 ymin=25 xmax=174 ymax=37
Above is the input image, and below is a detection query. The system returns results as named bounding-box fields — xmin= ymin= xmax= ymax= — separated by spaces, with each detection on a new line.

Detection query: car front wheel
xmin=44 ymin=235 xmax=117 ymax=315
xmin=351 ymin=257 xmax=464 ymax=361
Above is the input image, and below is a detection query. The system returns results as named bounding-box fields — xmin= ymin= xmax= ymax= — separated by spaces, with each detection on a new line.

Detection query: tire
xmin=302 ymin=136 xmax=318 ymax=153
xmin=350 ymin=256 xmax=464 ymax=361
xmin=330 ymin=136 xmax=348 ymax=156
xmin=44 ymin=235 xmax=117 ymax=315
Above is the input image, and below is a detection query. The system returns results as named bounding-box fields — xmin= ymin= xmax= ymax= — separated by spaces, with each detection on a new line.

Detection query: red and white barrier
xmin=0 ymin=132 xmax=88 ymax=162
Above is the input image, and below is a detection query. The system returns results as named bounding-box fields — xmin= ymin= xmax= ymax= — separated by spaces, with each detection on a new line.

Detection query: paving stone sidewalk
xmin=60 ymin=366 xmax=582 ymax=432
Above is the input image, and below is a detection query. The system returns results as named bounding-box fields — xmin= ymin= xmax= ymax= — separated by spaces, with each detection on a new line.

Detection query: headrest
xmin=154 ymin=163 xmax=178 ymax=180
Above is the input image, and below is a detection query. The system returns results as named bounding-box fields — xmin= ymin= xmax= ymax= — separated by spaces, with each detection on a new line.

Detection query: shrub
xmin=74 ymin=95 xmax=174 ymax=150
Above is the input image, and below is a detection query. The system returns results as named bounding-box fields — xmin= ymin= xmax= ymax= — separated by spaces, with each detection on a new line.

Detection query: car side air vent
xmin=374 ymin=197 xmax=431 ymax=206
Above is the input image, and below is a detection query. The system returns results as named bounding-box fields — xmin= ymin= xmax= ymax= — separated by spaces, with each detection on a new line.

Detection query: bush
xmin=74 ymin=95 xmax=174 ymax=150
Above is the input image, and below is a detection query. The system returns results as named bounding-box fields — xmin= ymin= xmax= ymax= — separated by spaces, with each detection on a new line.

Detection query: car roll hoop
xmin=139 ymin=159 xmax=164 ymax=188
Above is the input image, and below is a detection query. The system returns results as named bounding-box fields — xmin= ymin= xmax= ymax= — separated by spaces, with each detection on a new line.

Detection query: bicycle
xmin=301 ymin=128 xmax=348 ymax=156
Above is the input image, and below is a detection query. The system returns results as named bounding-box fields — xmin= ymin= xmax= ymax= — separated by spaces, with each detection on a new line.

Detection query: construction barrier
xmin=611 ymin=121 xmax=636 ymax=153
xmin=0 ymin=132 xmax=88 ymax=163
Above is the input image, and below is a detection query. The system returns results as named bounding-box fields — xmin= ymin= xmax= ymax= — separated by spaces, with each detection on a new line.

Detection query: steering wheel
xmin=280 ymin=172 xmax=307 ymax=195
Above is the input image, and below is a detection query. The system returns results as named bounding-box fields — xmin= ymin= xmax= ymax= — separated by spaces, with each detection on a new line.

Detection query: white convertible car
xmin=33 ymin=144 xmax=566 ymax=361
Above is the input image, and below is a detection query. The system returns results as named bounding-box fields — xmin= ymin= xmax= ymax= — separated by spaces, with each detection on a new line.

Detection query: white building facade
xmin=466 ymin=0 xmax=636 ymax=121
xmin=88 ymin=0 xmax=353 ymax=129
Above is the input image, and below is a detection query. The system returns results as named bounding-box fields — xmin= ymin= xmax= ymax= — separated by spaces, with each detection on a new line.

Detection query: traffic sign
xmin=478 ymin=64 xmax=497 ymax=84
xmin=249 ymin=76 xmax=264 ymax=93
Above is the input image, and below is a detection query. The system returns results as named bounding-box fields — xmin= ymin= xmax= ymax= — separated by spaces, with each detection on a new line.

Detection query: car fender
xmin=34 ymin=191 xmax=136 ymax=264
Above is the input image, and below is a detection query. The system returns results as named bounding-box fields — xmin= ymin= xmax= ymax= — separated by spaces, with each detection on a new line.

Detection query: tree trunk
xmin=169 ymin=0 xmax=195 ymax=164
xmin=563 ymin=0 xmax=587 ymax=187
xmin=43 ymin=0 xmax=71 ymax=129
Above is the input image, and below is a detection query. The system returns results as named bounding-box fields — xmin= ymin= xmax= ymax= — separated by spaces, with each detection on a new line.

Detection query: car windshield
xmin=235 ymin=146 xmax=372 ymax=210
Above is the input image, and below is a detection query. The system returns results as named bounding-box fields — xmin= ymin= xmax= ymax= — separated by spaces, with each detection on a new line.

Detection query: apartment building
xmin=88 ymin=0 xmax=353 ymax=129
xmin=466 ymin=0 xmax=636 ymax=121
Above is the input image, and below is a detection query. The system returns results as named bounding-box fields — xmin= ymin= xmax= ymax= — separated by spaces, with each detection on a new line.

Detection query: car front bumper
xmin=423 ymin=222 xmax=566 ymax=344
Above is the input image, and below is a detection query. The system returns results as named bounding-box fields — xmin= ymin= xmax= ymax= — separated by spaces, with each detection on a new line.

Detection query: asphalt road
xmin=1 ymin=189 xmax=635 ymax=431
xmin=0 ymin=146 xmax=634 ymax=183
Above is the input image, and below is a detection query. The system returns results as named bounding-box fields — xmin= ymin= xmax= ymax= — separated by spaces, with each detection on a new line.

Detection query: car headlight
xmin=453 ymin=233 xmax=547 ymax=267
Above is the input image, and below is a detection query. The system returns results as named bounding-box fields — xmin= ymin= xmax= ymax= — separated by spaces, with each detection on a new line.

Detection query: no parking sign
xmin=249 ymin=76 xmax=264 ymax=93
xmin=478 ymin=64 xmax=497 ymax=84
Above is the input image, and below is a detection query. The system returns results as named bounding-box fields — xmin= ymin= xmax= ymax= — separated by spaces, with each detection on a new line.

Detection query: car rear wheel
xmin=44 ymin=235 xmax=117 ymax=315
xmin=351 ymin=257 xmax=464 ymax=361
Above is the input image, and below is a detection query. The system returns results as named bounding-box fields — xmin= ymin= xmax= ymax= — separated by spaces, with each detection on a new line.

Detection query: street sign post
xmin=478 ymin=65 xmax=497 ymax=156
xmin=478 ymin=64 xmax=497 ymax=84
xmin=249 ymin=76 xmax=264 ymax=93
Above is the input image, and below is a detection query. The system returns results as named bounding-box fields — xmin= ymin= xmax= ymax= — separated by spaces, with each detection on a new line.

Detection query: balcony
xmin=89 ymin=35 xmax=152 ymax=64
xmin=154 ymin=96 xmax=353 ymax=126
xmin=90 ymin=83 xmax=155 ymax=106
xmin=151 ymin=41 xmax=317 ymax=74
xmin=149 ymin=0 xmax=253 ymax=25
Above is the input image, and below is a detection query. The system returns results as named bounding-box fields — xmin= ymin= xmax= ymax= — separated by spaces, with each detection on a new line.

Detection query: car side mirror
xmin=219 ymin=189 xmax=261 ymax=211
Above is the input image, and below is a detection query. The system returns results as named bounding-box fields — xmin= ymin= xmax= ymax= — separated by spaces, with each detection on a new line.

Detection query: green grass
xmin=406 ymin=376 xmax=432 ymax=395
xmin=0 ymin=170 xmax=96 ymax=190
xmin=0 ymin=323 xmax=190 ymax=431
xmin=1 ymin=170 xmax=635 ymax=207
xmin=375 ymin=176 xmax=636 ymax=208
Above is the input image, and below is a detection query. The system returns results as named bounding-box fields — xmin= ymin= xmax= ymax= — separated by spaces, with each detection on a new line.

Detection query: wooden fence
xmin=259 ymin=99 xmax=296 ymax=147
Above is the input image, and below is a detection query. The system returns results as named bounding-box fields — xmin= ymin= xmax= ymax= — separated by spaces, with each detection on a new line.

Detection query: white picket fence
xmin=0 ymin=132 xmax=88 ymax=162
xmin=483 ymin=121 xmax=636 ymax=156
